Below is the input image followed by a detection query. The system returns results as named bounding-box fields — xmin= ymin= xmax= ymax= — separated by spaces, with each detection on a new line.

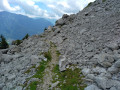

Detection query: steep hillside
xmin=0 ymin=11 xmax=53 ymax=40
xmin=0 ymin=0 xmax=120 ymax=90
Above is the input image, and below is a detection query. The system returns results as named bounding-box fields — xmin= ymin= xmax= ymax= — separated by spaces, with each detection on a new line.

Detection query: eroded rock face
xmin=0 ymin=35 xmax=50 ymax=90
xmin=1 ymin=0 xmax=120 ymax=89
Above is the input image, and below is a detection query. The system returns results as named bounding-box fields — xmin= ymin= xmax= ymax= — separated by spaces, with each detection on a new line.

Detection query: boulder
xmin=51 ymin=81 xmax=60 ymax=89
xmin=106 ymin=80 xmax=120 ymax=89
xmin=87 ymin=74 xmax=96 ymax=80
xmin=95 ymin=77 xmax=120 ymax=90
xmin=110 ymin=87 xmax=117 ymax=90
xmin=108 ymin=66 xmax=119 ymax=74
xmin=30 ymin=55 xmax=41 ymax=64
xmin=92 ymin=67 xmax=106 ymax=74
xmin=2 ymin=55 xmax=13 ymax=63
xmin=85 ymin=85 xmax=101 ymax=90
xmin=55 ymin=19 xmax=65 ymax=26
xmin=47 ymin=26 xmax=53 ymax=31
xmin=0 ymin=49 xmax=8 ymax=54
xmin=114 ymin=60 xmax=120 ymax=68
xmin=93 ymin=53 xmax=114 ymax=67
xmin=107 ymin=43 xmax=119 ymax=50
xmin=59 ymin=55 xmax=67 ymax=71
xmin=95 ymin=77 xmax=108 ymax=89
xmin=10 ymin=47 xmax=21 ymax=54
xmin=62 ymin=14 xmax=69 ymax=19
xmin=82 ymin=68 xmax=91 ymax=76
xmin=7 ymin=74 xmax=16 ymax=81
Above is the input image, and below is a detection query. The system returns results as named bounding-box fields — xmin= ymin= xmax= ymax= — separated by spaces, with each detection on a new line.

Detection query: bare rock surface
xmin=1 ymin=0 xmax=120 ymax=89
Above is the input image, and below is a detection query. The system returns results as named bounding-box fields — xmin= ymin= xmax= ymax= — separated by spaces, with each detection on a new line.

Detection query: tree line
xmin=0 ymin=34 xmax=29 ymax=49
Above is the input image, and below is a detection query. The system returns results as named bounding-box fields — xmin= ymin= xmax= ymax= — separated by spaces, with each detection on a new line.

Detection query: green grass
xmin=24 ymin=65 xmax=36 ymax=74
xmin=23 ymin=51 xmax=52 ymax=89
xmin=50 ymin=41 xmax=57 ymax=47
xmin=24 ymin=69 xmax=31 ymax=74
xmin=32 ymin=60 xmax=48 ymax=79
xmin=26 ymin=81 xmax=39 ymax=90
xmin=56 ymin=50 xmax=61 ymax=57
xmin=52 ymin=65 xmax=87 ymax=90
xmin=44 ymin=51 xmax=52 ymax=61
xmin=25 ymin=60 xmax=50 ymax=89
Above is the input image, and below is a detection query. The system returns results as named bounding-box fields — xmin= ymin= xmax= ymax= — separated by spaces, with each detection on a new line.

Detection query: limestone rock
xmin=62 ymin=14 xmax=69 ymax=19
xmin=55 ymin=19 xmax=65 ymax=26
xmin=59 ymin=55 xmax=67 ymax=71
xmin=51 ymin=81 xmax=60 ymax=89
xmin=107 ymin=43 xmax=119 ymax=50
xmin=108 ymin=66 xmax=119 ymax=74
xmin=85 ymin=85 xmax=101 ymax=90
xmin=82 ymin=68 xmax=91 ymax=76
xmin=110 ymin=87 xmax=117 ymax=90
xmin=114 ymin=60 xmax=120 ymax=68
xmin=92 ymin=67 xmax=106 ymax=74
xmin=93 ymin=53 xmax=114 ymax=67
xmin=95 ymin=77 xmax=108 ymax=89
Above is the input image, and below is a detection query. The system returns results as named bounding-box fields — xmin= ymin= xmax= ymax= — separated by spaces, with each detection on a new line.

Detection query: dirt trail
xmin=37 ymin=42 xmax=59 ymax=90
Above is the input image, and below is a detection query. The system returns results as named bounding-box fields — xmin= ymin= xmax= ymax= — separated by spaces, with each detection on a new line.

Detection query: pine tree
xmin=22 ymin=33 xmax=29 ymax=40
xmin=0 ymin=35 xmax=9 ymax=49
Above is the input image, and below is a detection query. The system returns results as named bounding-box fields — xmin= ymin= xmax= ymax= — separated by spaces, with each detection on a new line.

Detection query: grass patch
xmin=24 ymin=60 xmax=50 ymax=89
xmin=44 ymin=51 xmax=52 ymax=61
xmin=56 ymin=50 xmax=61 ymax=57
xmin=23 ymin=51 xmax=52 ymax=89
xmin=50 ymin=41 xmax=56 ymax=47
xmin=32 ymin=60 xmax=48 ymax=80
xmin=24 ymin=69 xmax=31 ymax=74
xmin=52 ymin=65 xmax=87 ymax=90
xmin=26 ymin=81 xmax=39 ymax=90
xmin=24 ymin=65 xmax=36 ymax=74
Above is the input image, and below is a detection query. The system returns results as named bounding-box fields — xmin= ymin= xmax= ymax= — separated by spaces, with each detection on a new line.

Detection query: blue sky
xmin=0 ymin=0 xmax=95 ymax=19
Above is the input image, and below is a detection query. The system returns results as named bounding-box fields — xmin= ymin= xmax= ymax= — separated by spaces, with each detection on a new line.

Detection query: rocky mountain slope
xmin=0 ymin=0 xmax=120 ymax=90
xmin=0 ymin=11 xmax=53 ymax=40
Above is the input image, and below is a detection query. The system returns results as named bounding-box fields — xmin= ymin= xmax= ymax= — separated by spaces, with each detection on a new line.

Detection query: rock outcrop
xmin=1 ymin=0 xmax=120 ymax=89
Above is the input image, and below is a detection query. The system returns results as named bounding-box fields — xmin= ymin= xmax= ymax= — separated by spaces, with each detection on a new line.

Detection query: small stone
xmin=114 ymin=60 xmax=120 ymax=68
xmin=51 ymin=81 xmax=60 ymax=89
xmin=110 ymin=87 xmax=117 ymax=90
xmin=95 ymin=77 xmax=107 ymax=90
xmin=107 ymin=43 xmax=119 ymax=50
xmin=7 ymin=74 xmax=16 ymax=80
xmin=82 ymin=68 xmax=91 ymax=76
xmin=87 ymin=74 xmax=96 ymax=80
xmin=85 ymin=85 xmax=101 ymax=90
xmin=108 ymin=66 xmax=119 ymax=74
xmin=14 ymin=86 xmax=22 ymax=90
xmin=92 ymin=67 xmax=106 ymax=74
xmin=59 ymin=55 xmax=67 ymax=71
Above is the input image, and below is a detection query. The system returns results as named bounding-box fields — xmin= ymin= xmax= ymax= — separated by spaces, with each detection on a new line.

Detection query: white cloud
xmin=0 ymin=0 xmax=95 ymax=19
xmin=0 ymin=0 xmax=20 ymax=11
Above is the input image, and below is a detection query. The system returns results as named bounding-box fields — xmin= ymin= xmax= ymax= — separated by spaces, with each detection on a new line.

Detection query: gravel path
xmin=37 ymin=42 xmax=59 ymax=90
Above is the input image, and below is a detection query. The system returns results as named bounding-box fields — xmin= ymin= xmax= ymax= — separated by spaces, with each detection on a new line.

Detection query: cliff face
xmin=1 ymin=0 xmax=120 ymax=90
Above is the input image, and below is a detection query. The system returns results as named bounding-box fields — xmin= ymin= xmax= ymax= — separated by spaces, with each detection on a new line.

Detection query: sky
xmin=0 ymin=0 xmax=95 ymax=19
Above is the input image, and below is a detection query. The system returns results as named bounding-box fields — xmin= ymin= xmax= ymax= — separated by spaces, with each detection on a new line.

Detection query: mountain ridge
xmin=0 ymin=11 xmax=53 ymax=40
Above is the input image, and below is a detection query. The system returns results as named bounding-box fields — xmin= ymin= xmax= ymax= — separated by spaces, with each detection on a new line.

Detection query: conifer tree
xmin=0 ymin=35 xmax=9 ymax=49
xmin=22 ymin=33 xmax=29 ymax=40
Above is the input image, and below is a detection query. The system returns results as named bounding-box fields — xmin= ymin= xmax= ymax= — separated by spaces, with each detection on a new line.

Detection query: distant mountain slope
xmin=0 ymin=11 xmax=53 ymax=40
